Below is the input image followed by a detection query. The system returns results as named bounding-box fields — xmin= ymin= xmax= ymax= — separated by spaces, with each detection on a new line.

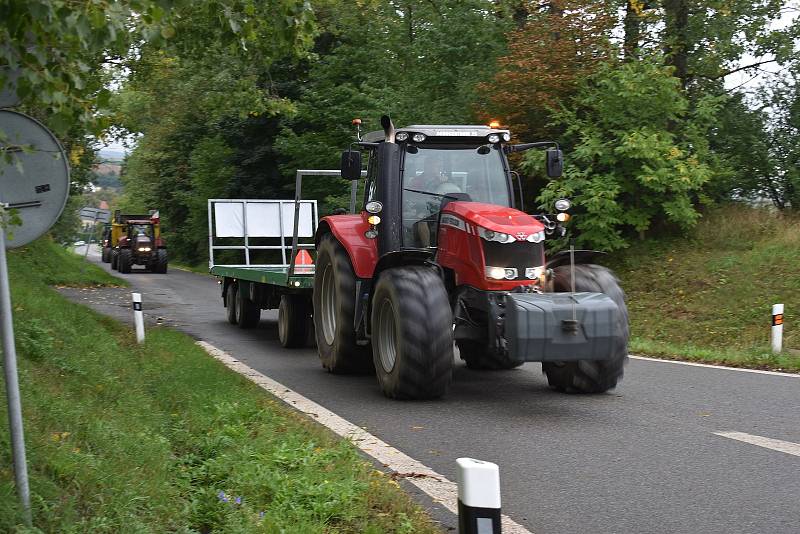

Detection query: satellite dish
xmin=0 ymin=110 xmax=70 ymax=248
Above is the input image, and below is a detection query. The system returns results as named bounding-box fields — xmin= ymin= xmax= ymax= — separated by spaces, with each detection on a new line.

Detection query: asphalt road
xmin=65 ymin=248 xmax=800 ymax=534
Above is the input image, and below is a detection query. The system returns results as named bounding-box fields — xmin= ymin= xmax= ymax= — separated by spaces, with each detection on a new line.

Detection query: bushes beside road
xmin=0 ymin=238 xmax=438 ymax=532
xmin=611 ymin=206 xmax=800 ymax=372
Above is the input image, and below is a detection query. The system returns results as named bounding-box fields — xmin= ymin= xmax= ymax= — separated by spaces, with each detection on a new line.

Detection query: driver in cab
xmin=406 ymin=157 xmax=461 ymax=247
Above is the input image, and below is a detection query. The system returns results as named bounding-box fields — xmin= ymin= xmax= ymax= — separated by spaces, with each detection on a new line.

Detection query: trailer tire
xmin=371 ymin=266 xmax=453 ymax=399
xmin=111 ymin=249 xmax=118 ymax=270
xmin=313 ymin=234 xmax=372 ymax=373
xmin=155 ymin=249 xmax=168 ymax=274
xmin=458 ymin=340 xmax=523 ymax=370
xmin=279 ymin=294 xmax=310 ymax=348
xmin=542 ymin=264 xmax=629 ymax=393
xmin=225 ymin=282 xmax=238 ymax=325
xmin=118 ymin=249 xmax=132 ymax=274
xmin=236 ymin=283 xmax=260 ymax=329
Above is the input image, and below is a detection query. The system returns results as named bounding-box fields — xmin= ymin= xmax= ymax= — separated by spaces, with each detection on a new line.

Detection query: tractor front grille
xmin=482 ymin=240 xmax=544 ymax=278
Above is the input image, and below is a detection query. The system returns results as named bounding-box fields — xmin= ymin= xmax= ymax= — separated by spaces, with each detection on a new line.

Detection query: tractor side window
xmin=401 ymin=146 xmax=510 ymax=248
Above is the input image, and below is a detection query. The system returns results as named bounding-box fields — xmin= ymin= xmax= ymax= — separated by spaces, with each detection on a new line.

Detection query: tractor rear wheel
xmin=278 ymin=294 xmax=310 ymax=348
xmin=110 ymin=250 xmax=118 ymax=270
xmin=101 ymin=247 xmax=110 ymax=263
xmin=371 ymin=266 xmax=453 ymax=399
xmin=542 ymin=264 xmax=629 ymax=393
xmin=225 ymin=282 xmax=238 ymax=325
xmin=118 ymin=249 xmax=132 ymax=274
xmin=236 ymin=283 xmax=260 ymax=329
xmin=155 ymin=249 xmax=168 ymax=274
xmin=313 ymin=234 xmax=371 ymax=373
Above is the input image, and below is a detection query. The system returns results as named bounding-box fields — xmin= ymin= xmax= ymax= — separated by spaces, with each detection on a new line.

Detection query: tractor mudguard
xmin=316 ymin=216 xmax=378 ymax=279
xmin=504 ymin=292 xmax=621 ymax=363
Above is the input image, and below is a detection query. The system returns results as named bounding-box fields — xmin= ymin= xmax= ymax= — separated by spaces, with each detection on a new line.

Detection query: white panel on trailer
xmin=283 ymin=202 xmax=314 ymax=238
xmin=246 ymin=203 xmax=282 ymax=236
xmin=214 ymin=202 xmax=244 ymax=237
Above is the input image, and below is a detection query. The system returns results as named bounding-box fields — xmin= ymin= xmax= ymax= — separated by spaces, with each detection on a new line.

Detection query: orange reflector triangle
xmin=295 ymin=249 xmax=313 ymax=265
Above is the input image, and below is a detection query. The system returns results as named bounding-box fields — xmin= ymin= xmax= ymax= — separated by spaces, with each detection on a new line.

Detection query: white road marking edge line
xmin=196 ymin=341 xmax=532 ymax=534
xmin=714 ymin=431 xmax=800 ymax=458
xmin=630 ymin=355 xmax=799 ymax=378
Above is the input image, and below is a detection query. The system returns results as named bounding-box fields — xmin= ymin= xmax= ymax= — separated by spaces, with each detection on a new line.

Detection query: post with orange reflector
xmin=771 ymin=303 xmax=783 ymax=354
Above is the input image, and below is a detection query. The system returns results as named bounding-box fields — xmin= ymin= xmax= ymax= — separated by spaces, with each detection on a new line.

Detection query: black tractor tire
xmin=155 ymin=249 xmax=168 ymax=274
xmin=370 ymin=266 xmax=453 ymax=399
xmin=278 ymin=294 xmax=310 ymax=348
xmin=101 ymin=247 xmax=110 ymax=263
xmin=312 ymin=234 xmax=372 ymax=373
xmin=225 ymin=282 xmax=238 ymax=325
xmin=110 ymin=250 xmax=119 ymax=270
xmin=235 ymin=283 xmax=261 ymax=329
xmin=118 ymin=249 xmax=132 ymax=274
xmin=457 ymin=339 xmax=524 ymax=370
xmin=542 ymin=264 xmax=629 ymax=393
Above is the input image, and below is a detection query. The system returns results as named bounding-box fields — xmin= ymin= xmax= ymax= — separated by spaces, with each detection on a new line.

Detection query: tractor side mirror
xmin=340 ymin=149 xmax=362 ymax=181
xmin=546 ymin=149 xmax=563 ymax=178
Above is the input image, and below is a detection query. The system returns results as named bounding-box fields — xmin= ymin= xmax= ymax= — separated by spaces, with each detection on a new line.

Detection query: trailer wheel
xmin=155 ymin=249 xmax=168 ymax=274
xmin=278 ymin=294 xmax=310 ymax=348
xmin=118 ymin=249 xmax=132 ymax=274
xmin=236 ymin=283 xmax=260 ymax=329
xmin=542 ymin=264 xmax=629 ymax=393
xmin=313 ymin=234 xmax=371 ymax=373
xmin=371 ymin=266 xmax=453 ymax=399
xmin=225 ymin=282 xmax=238 ymax=325
xmin=111 ymin=250 xmax=119 ymax=270
xmin=457 ymin=340 xmax=523 ymax=370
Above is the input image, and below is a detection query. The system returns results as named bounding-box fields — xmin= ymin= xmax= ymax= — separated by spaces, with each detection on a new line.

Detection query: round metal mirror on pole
xmin=0 ymin=109 xmax=70 ymax=526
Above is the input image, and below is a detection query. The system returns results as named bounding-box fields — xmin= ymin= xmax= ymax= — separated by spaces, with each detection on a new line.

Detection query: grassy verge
xmin=0 ymin=238 xmax=439 ymax=533
xmin=610 ymin=205 xmax=800 ymax=372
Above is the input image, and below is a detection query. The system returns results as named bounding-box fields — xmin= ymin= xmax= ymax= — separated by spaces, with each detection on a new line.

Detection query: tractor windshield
xmin=130 ymin=224 xmax=153 ymax=238
xmin=402 ymin=145 xmax=510 ymax=248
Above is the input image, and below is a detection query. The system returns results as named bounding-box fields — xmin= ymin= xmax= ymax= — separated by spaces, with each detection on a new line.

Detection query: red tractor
xmin=312 ymin=116 xmax=628 ymax=399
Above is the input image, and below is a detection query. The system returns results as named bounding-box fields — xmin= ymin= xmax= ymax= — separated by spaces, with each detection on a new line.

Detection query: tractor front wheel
xmin=155 ymin=249 xmax=168 ymax=274
xmin=101 ymin=247 xmax=110 ymax=263
xmin=110 ymin=250 xmax=119 ymax=270
xmin=313 ymin=234 xmax=372 ymax=373
xmin=542 ymin=264 xmax=629 ymax=393
xmin=118 ymin=249 xmax=132 ymax=274
xmin=278 ymin=294 xmax=310 ymax=348
xmin=371 ymin=266 xmax=453 ymax=399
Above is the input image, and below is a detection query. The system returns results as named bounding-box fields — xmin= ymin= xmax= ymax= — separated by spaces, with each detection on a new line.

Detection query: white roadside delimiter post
xmin=132 ymin=292 xmax=145 ymax=344
xmin=456 ymin=457 xmax=502 ymax=534
xmin=772 ymin=303 xmax=784 ymax=354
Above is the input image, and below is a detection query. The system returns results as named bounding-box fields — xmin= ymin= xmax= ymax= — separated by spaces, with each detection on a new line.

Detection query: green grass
xmin=609 ymin=205 xmax=800 ymax=372
xmin=0 ymin=238 xmax=439 ymax=533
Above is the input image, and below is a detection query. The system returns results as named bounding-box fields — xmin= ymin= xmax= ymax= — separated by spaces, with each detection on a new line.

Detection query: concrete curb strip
xmin=196 ymin=341 xmax=533 ymax=534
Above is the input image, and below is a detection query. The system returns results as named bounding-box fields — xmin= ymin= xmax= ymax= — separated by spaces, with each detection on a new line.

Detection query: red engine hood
xmin=443 ymin=202 xmax=544 ymax=236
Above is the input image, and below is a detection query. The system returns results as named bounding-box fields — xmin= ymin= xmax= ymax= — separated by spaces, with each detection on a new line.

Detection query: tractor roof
xmin=363 ymin=124 xmax=511 ymax=144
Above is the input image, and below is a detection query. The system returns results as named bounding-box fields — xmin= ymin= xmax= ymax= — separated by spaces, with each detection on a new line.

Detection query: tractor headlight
xmin=365 ymin=200 xmax=383 ymax=214
xmin=477 ymin=227 xmax=515 ymax=244
xmin=395 ymin=132 xmax=409 ymax=142
xmin=525 ymin=266 xmax=545 ymax=280
xmin=138 ymin=247 xmax=151 ymax=252
xmin=526 ymin=231 xmax=545 ymax=243
xmin=502 ymin=133 xmax=511 ymax=142
xmin=487 ymin=133 xmax=500 ymax=143
xmin=412 ymin=133 xmax=426 ymax=142
xmin=486 ymin=266 xmax=518 ymax=280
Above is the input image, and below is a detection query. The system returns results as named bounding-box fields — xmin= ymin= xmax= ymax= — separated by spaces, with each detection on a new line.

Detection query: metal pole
xmin=772 ymin=304 xmax=784 ymax=354
xmin=84 ymin=211 xmax=99 ymax=261
xmin=132 ymin=292 xmax=145 ymax=344
xmin=0 ymin=227 xmax=32 ymax=526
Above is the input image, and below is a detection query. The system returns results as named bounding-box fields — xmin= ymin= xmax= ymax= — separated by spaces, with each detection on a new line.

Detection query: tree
xmin=532 ymin=58 xmax=717 ymax=250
